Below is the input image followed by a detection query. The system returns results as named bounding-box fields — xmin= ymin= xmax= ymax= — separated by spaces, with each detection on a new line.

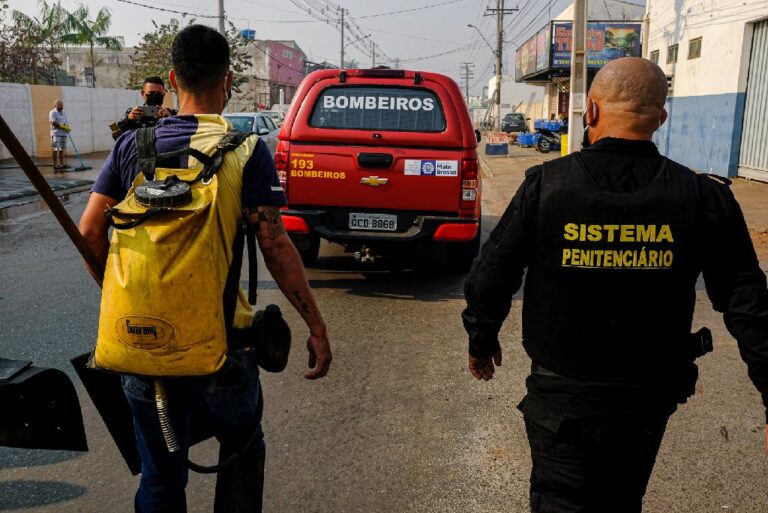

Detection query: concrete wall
xmin=0 ymin=82 xmax=140 ymax=159
xmin=0 ymin=84 xmax=36 ymax=160
xmin=647 ymin=0 xmax=768 ymax=176
xmin=656 ymin=93 xmax=746 ymax=175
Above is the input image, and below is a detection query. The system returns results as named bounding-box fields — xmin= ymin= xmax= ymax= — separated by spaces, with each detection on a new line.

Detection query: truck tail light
xmin=433 ymin=223 xmax=479 ymax=242
xmin=281 ymin=215 xmax=309 ymax=233
xmin=460 ymin=158 xmax=479 ymax=213
xmin=275 ymin=140 xmax=289 ymax=197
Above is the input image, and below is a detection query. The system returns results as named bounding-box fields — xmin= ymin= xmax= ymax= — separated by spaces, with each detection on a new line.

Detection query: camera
xmin=139 ymin=105 xmax=159 ymax=118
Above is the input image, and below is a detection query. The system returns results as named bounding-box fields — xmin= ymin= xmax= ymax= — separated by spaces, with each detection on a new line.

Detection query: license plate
xmin=349 ymin=213 xmax=397 ymax=232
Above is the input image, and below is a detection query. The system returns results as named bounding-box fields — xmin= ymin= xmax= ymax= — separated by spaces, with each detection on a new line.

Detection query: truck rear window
xmin=310 ymin=86 xmax=446 ymax=132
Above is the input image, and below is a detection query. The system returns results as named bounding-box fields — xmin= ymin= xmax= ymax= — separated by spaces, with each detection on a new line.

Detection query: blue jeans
xmin=122 ymin=349 xmax=265 ymax=513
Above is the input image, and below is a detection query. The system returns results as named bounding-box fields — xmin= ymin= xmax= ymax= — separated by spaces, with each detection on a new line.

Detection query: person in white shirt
xmin=48 ymin=99 xmax=70 ymax=171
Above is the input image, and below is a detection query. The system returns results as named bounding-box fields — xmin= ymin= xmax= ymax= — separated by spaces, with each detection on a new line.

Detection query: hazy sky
xmin=7 ymin=0 xmax=642 ymax=94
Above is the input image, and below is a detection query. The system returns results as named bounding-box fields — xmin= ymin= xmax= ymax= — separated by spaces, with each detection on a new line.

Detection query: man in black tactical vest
xmin=462 ymin=57 xmax=768 ymax=512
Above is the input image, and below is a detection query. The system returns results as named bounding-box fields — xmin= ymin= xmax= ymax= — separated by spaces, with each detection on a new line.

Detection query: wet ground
xmin=1 ymin=147 xmax=767 ymax=512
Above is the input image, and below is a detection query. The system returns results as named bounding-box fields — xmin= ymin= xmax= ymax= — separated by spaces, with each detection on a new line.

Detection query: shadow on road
xmin=0 ymin=480 xmax=85 ymax=510
xmin=308 ymin=269 xmax=467 ymax=302
xmin=0 ymin=447 xmax=82 ymax=470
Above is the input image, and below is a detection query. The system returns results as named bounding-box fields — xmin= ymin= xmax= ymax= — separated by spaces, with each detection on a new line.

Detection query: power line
xmin=115 ymin=0 xmax=218 ymax=18
xmin=379 ymin=40 xmax=483 ymax=65
xmin=353 ymin=0 xmax=467 ymax=19
xmin=114 ymin=0 xmax=318 ymax=22
xmin=359 ymin=26 xmax=455 ymax=45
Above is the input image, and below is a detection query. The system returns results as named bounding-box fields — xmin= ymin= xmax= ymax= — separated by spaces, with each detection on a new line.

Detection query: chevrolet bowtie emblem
xmin=360 ymin=176 xmax=389 ymax=187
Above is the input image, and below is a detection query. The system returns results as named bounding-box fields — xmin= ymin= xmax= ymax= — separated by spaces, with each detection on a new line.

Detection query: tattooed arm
xmin=249 ymin=206 xmax=332 ymax=379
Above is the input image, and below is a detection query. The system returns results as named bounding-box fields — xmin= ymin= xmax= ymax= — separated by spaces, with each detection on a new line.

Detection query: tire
xmin=537 ymin=138 xmax=552 ymax=153
xmin=291 ymin=234 xmax=320 ymax=267
xmin=445 ymin=221 xmax=482 ymax=274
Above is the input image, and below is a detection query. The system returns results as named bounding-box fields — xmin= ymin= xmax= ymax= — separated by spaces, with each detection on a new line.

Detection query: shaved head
xmin=587 ymin=57 xmax=668 ymax=137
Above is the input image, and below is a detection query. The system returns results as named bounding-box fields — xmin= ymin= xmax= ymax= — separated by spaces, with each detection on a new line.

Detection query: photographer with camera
xmin=111 ymin=76 xmax=177 ymax=140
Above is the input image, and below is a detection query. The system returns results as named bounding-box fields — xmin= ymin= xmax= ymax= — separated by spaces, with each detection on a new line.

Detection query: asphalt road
xmin=1 ymin=152 xmax=767 ymax=512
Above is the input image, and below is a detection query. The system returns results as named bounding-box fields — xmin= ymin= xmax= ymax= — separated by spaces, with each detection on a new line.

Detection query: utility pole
xmin=340 ymin=8 xmax=345 ymax=69
xmin=567 ymin=0 xmax=588 ymax=153
xmin=394 ymin=57 xmax=400 ymax=69
xmin=217 ymin=0 xmax=225 ymax=34
xmin=460 ymin=62 xmax=475 ymax=104
xmin=372 ymin=43 xmax=376 ymax=67
xmin=484 ymin=0 xmax=518 ymax=132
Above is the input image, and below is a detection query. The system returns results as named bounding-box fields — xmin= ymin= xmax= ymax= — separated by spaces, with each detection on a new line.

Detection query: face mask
xmin=581 ymin=112 xmax=591 ymax=148
xmin=57 ymin=105 xmax=63 ymax=111
xmin=145 ymin=92 xmax=164 ymax=106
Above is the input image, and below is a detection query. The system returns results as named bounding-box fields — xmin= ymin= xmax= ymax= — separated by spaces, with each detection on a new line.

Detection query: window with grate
xmin=688 ymin=37 xmax=702 ymax=59
xmin=667 ymin=44 xmax=679 ymax=64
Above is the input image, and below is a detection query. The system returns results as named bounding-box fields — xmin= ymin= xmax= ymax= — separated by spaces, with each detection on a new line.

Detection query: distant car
xmin=260 ymin=110 xmax=285 ymax=126
xmin=501 ymin=112 xmax=528 ymax=133
xmin=223 ymin=112 xmax=279 ymax=154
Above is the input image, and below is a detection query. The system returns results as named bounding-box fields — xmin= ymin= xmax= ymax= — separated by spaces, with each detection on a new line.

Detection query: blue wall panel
xmin=654 ymin=93 xmax=746 ymax=178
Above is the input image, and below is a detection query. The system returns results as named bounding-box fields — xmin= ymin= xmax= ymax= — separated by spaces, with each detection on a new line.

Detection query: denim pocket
xmin=121 ymin=374 xmax=154 ymax=402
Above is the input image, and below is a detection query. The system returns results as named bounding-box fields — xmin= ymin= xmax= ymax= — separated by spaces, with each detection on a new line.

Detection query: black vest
xmin=522 ymin=153 xmax=703 ymax=381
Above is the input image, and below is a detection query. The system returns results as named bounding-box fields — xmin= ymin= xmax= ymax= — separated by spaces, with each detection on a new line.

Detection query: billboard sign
xmin=551 ymin=22 xmax=641 ymax=68
xmin=515 ymin=25 xmax=552 ymax=80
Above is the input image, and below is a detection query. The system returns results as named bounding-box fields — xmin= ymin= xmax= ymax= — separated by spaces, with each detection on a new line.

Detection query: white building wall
xmin=0 ymin=83 xmax=140 ymax=159
xmin=60 ymin=86 xmax=139 ymax=154
xmin=648 ymin=0 xmax=768 ymax=177
xmin=647 ymin=0 xmax=768 ymax=96
xmin=0 ymin=84 xmax=35 ymax=160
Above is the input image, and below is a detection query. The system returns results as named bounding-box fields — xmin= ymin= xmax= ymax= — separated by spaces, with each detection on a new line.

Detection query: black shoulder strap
xmin=136 ymin=128 xmax=252 ymax=183
xmin=197 ymin=130 xmax=253 ymax=182
xmin=135 ymin=127 xmax=157 ymax=181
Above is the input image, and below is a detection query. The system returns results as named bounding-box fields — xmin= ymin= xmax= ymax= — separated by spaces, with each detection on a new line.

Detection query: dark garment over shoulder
xmin=463 ymin=137 xmax=768 ymax=418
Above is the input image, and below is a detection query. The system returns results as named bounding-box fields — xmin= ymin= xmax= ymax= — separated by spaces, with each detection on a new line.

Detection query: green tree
xmin=128 ymin=19 xmax=252 ymax=94
xmin=60 ymin=4 xmax=122 ymax=87
xmin=345 ymin=58 xmax=360 ymax=69
xmin=127 ymin=18 xmax=179 ymax=89
xmin=0 ymin=0 xmax=39 ymax=84
xmin=11 ymin=0 xmax=68 ymax=84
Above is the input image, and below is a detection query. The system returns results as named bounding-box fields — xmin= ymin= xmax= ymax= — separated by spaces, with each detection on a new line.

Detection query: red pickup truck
xmin=275 ymin=68 xmax=481 ymax=272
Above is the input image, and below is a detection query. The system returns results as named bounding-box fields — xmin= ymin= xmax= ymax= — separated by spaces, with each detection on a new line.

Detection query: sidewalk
xmin=0 ymin=152 xmax=108 ymax=213
xmin=479 ymin=144 xmax=768 ymax=261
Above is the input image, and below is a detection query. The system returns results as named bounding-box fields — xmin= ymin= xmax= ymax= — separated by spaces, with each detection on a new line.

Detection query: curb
xmin=479 ymin=156 xmax=495 ymax=179
xmin=0 ymin=184 xmax=92 ymax=219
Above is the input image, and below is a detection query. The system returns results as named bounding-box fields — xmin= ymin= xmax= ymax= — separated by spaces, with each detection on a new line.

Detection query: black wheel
xmin=445 ymin=221 xmax=482 ymax=274
xmin=291 ymin=234 xmax=320 ymax=267
xmin=537 ymin=138 xmax=552 ymax=153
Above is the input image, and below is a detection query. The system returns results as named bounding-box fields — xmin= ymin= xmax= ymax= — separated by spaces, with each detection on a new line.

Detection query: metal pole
xmin=217 ymin=0 xmax=225 ymax=34
xmin=567 ymin=0 xmax=588 ymax=154
xmin=372 ymin=43 xmax=376 ymax=67
xmin=465 ymin=65 xmax=470 ymax=103
xmin=340 ymin=8 xmax=345 ymax=69
xmin=495 ymin=0 xmax=503 ymax=132
xmin=0 ymin=113 xmax=103 ymax=286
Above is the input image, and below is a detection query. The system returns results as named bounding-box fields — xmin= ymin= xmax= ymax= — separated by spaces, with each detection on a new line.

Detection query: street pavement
xmin=1 ymin=147 xmax=768 ymax=512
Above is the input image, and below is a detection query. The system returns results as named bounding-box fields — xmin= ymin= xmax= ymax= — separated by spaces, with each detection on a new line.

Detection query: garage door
xmin=739 ymin=20 xmax=768 ymax=182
